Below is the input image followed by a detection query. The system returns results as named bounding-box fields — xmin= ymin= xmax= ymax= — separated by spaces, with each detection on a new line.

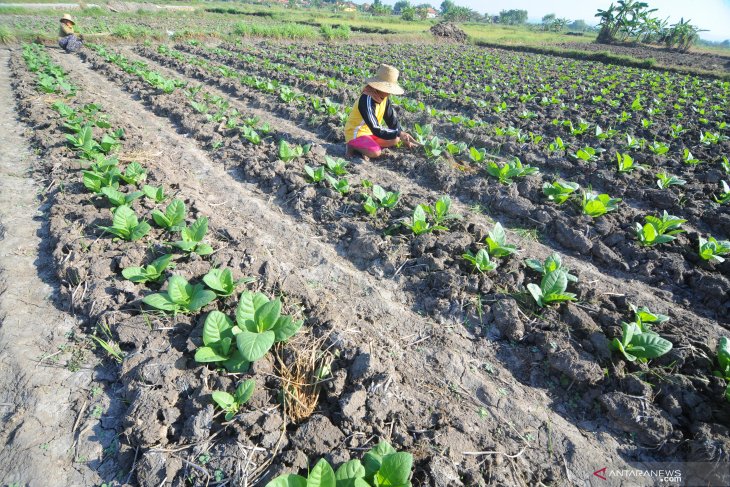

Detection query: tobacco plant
xmin=616 ymin=152 xmax=639 ymax=173
xmin=582 ymin=191 xmax=621 ymax=218
xmin=152 ymin=199 xmax=187 ymax=231
xmin=172 ymin=217 xmax=214 ymax=256
xmin=462 ymin=249 xmax=497 ymax=273
xmin=234 ymin=291 xmax=303 ymax=362
xmin=713 ymin=337 xmax=730 ymax=402
xmin=543 ymin=180 xmax=579 ymax=204
xmin=485 ymin=222 xmax=518 ymax=258
xmin=362 ymin=185 xmax=400 ymax=216
xmin=279 ymin=140 xmax=310 ymax=162
xmin=656 ymin=172 xmax=686 ymax=189
xmin=610 ymin=322 xmax=673 ymax=363
xmin=143 ymin=275 xmax=217 ymax=314
xmin=203 ymin=268 xmax=253 ymax=297
xmin=629 ymin=303 xmax=669 ymax=332
xmin=120 ymin=162 xmax=147 ymax=185
xmin=635 ymin=212 xmax=686 ymax=247
xmin=698 ymin=236 xmax=730 ymax=263
xmin=212 ymin=379 xmax=255 ymax=421
xmin=98 ymin=205 xmax=150 ymax=241
xmin=122 ymin=254 xmax=174 ymax=283
xmin=485 ymin=158 xmax=538 ymax=185
xmin=527 ymin=264 xmax=577 ymax=308
xmin=525 ymin=253 xmax=577 ymax=282
xmin=266 ymin=441 xmax=412 ymax=487
xmin=101 ymin=187 xmax=144 ymax=207
xmin=304 ymin=165 xmax=326 ymax=183
xmin=715 ymin=181 xmax=730 ymax=204
xmin=194 ymin=310 xmax=249 ymax=372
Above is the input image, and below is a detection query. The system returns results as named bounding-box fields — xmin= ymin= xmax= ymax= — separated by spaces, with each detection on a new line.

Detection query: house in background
xmin=426 ymin=7 xmax=439 ymax=19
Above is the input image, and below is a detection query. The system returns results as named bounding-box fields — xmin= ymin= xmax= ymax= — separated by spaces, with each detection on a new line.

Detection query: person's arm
xmin=383 ymin=99 xmax=402 ymax=133
xmin=358 ymin=94 xmax=399 ymax=140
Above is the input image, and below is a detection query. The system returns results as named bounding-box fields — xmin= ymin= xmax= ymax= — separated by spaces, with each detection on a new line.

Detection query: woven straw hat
xmin=60 ymin=13 xmax=75 ymax=25
xmin=366 ymin=64 xmax=404 ymax=95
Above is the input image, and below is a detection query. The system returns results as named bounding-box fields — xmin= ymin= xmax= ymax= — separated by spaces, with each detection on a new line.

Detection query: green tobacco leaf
xmin=167 ymin=275 xmax=191 ymax=304
xmin=363 ymin=442 xmax=397 ymax=480
xmin=187 ymin=285 xmax=216 ymax=311
xmin=142 ymin=293 xmax=178 ymax=312
xmin=236 ymin=291 xmax=270 ymax=329
xmin=375 ymin=452 xmax=413 ymax=487
xmin=255 ymin=299 xmax=281 ymax=331
xmin=272 ymin=317 xmax=303 ymax=343
xmin=236 ymin=330 xmax=276 ymax=362
xmin=335 ymin=460 xmax=366 ymax=482
xmin=718 ymin=337 xmax=730 ymax=374
xmin=308 ymin=459 xmax=336 ymax=487
xmin=234 ymin=378 xmax=255 ymax=405
xmin=630 ymin=332 xmax=673 ymax=360
xmin=212 ymin=391 xmax=235 ymax=410
xmin=194 ymin=346 xmax=229 ymax=363
xmin=527 ymin=283 xmax=543 ymax=307
xmin=265 ymin=474 xmax=308 ymax=487
xmin=202 ymin=310 xmax=234 ymax=346
xmin=542 ymin=270 xmax=567 ymax=296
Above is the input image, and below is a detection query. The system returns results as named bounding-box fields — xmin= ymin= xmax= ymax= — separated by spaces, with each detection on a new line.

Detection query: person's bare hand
xmin=400 ymin=132 xmax=418 ymax=148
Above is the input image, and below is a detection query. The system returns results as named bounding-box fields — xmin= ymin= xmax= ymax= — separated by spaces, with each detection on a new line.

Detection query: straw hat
xmin=60 ymin=14 xmax=75 ymax=25
xmin=366 ymin=64 xmax=404 ymax=95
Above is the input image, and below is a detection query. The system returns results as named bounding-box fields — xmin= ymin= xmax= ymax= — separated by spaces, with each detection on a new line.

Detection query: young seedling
xmin=122 ymin=254 xmax=174 ymax=283
xmin=278 ymin=140 xmax=310 ymax=162
xmin=527 ymin=268 xmax=577 ymax=308
xmin=616 ymin=152 xmax=639 ymax=173
xmin=485 ymin=158 xmax=538 ymax=185
xmin=66 ymin=125 xmax=100 ymax=159
xmin=635 ymin=211 xmax=686 ymax=247
xmin=265 ymin=441 xmax=412 ymax=487
xmin=683 ymin=149 xmax=701 ymax=165
xmin=119 ymin=162 xmax=147 ymax=185
xmin=525 ymin=253 xmax=578 ymax=282
xmin=235 ymin=291 xmax=303 ymax=362
xmin=324 ymin=156 xmax=348 ymax=176
xmin=142 ymin=184 xmax=166 ymax=203
xmin=571 ymin=146 xmax=601 ymax=162
xmin=629 ymin=303 xmax=669 ymax=332
xmin=698 ymin=236 xmax=730 ymax=263
xmin=485 ymin=222 xmax=518 ymax=257
xmin=610 ymin=322 xmax=673 ymax=363
xmin=203 ymin=267 xmax=254 ymax=297
xmin=547 ymin=136 xmax=565 ymax=153
xmin=543 ymin=180 xmax=579 ymax=204
xmin=194 ymin=310 xmax=249 ymax=372
xmin=362 ymin=184 xmax=399 ymax=216
xmin=462 ymin=248 xmax=497 ymax=273
xmin=422 ymin=196 xmax=462 ymax=227
xmin=142 ymin=275 xmax=216 ymax=314
xmin=212 ymin=379 xmax=255 ymax=421
xmin=172 ymin=217 xmax=214 ymax=256
xmin=582 ymin=191 xmax=621 ymax=218
xmin=469 ymin=146 xmax=486 ymax=163
xmin=98 ymin=205 xmax=150 ymax=241
xmin=648 ymin=141 xmax=670 ymax=155
xmin=325 ymin=175 xmax=350 ymax=195
xmin=715 ymin=181 xmax=730 ymax=204
xmin=100 ymin=187 xmax=144 ymax=207
xmin=83 ymin=168 xmax=120 ymax=194
xmin=304 ymin=165 xmax=326 ymax=183
xmin=656 ymin=172 xmax=686 ymax=189
xmin=402 ymin=205 xmax=440 ymax=235
xmin=712 ymin=337 xmax=730 ymax=401
xmin=152 ymin=199 xmax=187 ymax=231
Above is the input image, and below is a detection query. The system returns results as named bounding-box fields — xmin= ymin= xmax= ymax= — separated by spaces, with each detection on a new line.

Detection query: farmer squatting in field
xmin=58 ymin=14 xmax=83 ymax=53
xmin=344 ymin=64 xmax=418 ymax=160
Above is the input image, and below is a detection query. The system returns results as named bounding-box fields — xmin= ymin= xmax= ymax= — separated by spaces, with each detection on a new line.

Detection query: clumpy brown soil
xmin=430 ymin=22 xmax=467 ymax=43
xmin=1 ymin=37 xmax=729 ymax=487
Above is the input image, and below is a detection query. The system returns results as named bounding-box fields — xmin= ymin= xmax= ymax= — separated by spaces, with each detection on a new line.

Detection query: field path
xmin=0 ymin=48 xmax=100 ymax=487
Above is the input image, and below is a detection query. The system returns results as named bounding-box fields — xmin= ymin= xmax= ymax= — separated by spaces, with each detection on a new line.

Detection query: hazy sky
xmin=358 ymin=0 xmax=730 ymax=41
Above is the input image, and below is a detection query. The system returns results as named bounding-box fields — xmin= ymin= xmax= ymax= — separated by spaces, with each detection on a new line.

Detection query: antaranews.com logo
xmin=593 ymin=467 xmax=682 ymax=483
xmin=591 ymin=463 xmax=730 ymax=486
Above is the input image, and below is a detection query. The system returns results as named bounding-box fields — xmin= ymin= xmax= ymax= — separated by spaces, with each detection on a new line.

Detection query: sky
xmin=356 ymin=0 xmax=730 ymax=41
